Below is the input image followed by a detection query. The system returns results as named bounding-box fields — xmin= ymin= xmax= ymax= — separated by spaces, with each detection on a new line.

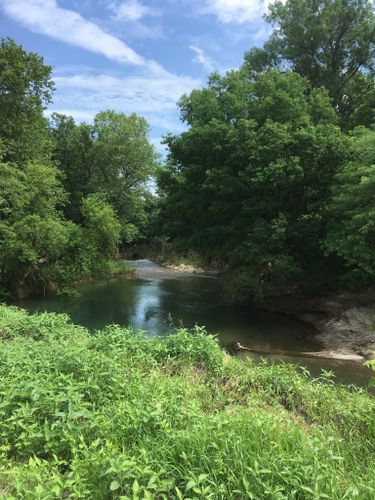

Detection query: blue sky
xmin=0 ymin=0 xmax=272 ymax=152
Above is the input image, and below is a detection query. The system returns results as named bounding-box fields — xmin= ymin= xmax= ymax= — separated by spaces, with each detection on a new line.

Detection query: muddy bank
xmin=265 ymin=292 xmax=375 ymax=361
xmin=127 ymin=258 xmax=374 ymax=362
xmin=126 ymin=243 xmax=222 ymax=276
xmin=124 ymin=259 xmax=204 ymax=280
xmin=161 ymin=262 xmax=220 ymax=275
xmin=234 ymin=342 xmax=364 ymax=362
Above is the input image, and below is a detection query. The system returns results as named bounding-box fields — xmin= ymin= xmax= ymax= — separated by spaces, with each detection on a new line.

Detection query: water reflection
xmin=17 ymin=260 xmax=373 ymax=388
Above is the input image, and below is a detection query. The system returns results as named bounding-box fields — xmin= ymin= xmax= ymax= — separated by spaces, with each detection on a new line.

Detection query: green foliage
xmin=50 ymin=113 xmax=93 ymax=222
xmin=106 ymin=260 xmax=135 ymax=277
xmin=0 ymin=39 xmax=156 ymax=298
xmin=50 ymin=110 xmax=158 ymax=242
xmin=0 ymin=157 xmax=76 ymax=297
xmin=158 ymin=70 xmax=347 ymax=298
xmin=158 ymin=1 xmax=375 ymax=299
xmin=325 ymin=127 xmax=375 ymax=281
xmin=0 ymin=305 xmax=374 ymax=498
xmin=365 ymin=359 xmax=375 ymax=387
xmin=0 ymin=38 xmax=54 ymax=164
xmin=0 ymin=156 xmax=120 ymax=297
xmin=82 ymin=194 xmax=121 ymax=261
xmin=245 ymin=0 xmax=375 ymax=126
xmin=91 ymin=110 xmax=158 ymax=243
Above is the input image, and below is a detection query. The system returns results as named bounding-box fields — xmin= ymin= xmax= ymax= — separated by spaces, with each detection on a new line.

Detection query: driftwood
xmin=234 ymin=342 xmax=363 ymax=362
xmin=235 ymin=342 xmax=252 ymax=352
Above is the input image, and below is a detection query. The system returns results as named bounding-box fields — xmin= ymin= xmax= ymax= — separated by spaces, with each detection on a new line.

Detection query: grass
xmin=74 ymin=260 xmax=135 ymax=288
xmin=0 ymin=305 xmax=374 ymax=498
xmin=106 ymin=259 xmax=135 ymax=277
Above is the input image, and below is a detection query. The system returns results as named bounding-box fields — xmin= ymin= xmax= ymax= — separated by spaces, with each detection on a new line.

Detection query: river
xmin=17 ymin=259 xmax=373 ymax=388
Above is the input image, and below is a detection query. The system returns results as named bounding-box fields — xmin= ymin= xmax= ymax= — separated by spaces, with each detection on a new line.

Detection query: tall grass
xmin=0 ymin=305 xmax=374 ymax=498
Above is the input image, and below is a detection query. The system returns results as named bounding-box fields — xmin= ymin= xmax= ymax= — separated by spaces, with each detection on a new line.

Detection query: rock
xmin=264 ymin=292 xmax=375 ymax=361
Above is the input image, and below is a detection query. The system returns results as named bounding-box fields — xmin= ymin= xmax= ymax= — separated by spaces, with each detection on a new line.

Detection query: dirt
xmin=264 ymin=291 xmax=375 ymax=361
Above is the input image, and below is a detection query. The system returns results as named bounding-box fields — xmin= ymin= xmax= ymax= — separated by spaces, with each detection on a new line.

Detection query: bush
xmin=0 ymin=305 xmax=374 ymax=498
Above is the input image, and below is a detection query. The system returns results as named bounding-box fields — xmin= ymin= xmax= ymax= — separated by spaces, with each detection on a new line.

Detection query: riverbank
xmin=265 ymin=291 xmax=375 ymax=361
xmin=125 ymin=243 xmax=221 ymax=276
xmin=74 ymin=259 xmax=135 ymax=285
xmin=128 ymin=257 xmax=375 ymax=363
xmin=0 ymin=304 xmax=374 ymax=498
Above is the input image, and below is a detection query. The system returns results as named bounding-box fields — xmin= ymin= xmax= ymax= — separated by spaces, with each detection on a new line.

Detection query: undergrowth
xmin=106 ymin=260 xmax=135 ymax=277
xmin=0 ymin=305 xmax=374 ymax=499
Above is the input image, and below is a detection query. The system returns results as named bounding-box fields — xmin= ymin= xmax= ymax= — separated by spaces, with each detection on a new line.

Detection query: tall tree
xmin=0 ymin=38 xmax=54 ymax=163
xmin=52 ymin=110 xmax=158 ymax=243
xmin=0 ymin=40 xmax=122 ymax=298
xmin=91 ymin=111 xmax=158 ymax=243
xmin=244 ymin=0 xmax=375 ymax=126
xmin=50 ymin=113 xmax=93 ymax=222
xmin=158 ymin=69 xmax=346 ymax=298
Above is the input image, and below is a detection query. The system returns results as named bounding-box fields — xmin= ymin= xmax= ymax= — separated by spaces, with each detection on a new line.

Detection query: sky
xmin=0 ymin=0 xmax=273 ymax=153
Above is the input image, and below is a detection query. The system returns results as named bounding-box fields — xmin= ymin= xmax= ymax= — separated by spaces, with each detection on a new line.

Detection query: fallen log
xmin=234 ymin=342 xmax=364 ymax=362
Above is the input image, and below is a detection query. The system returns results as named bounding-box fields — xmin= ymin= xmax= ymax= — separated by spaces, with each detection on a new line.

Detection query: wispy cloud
xmin=107 ymin=0 xmax=164 ymax=40
xmin=50 ymin=71 xmax=200 ymax=131
xmin=110 ymin=0 xmax=160 ymax=22
xmin=202 ymin=0 xmax=270 ymax=24
xmin=0 ymin=0 xmax=165 ymax=74
xmin=190 ymin=45 xmax=215 ymax=72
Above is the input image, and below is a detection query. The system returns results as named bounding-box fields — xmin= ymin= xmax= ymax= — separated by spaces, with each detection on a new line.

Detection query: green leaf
xmin=110 ymin=480 xmax=121 ymax=491
xmin=133 ymin=479 xmax=140 ymax=494
xmin=186 ymin=479 xmax=196 ymax=491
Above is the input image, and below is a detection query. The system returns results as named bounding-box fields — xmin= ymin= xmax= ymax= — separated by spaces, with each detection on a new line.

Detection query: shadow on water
xmin=17 ymin=259 xmax=374 ymax=389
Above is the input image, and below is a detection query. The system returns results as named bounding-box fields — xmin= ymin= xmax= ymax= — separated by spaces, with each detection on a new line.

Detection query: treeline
xmin=1 ymin=0 xmax=374 ymax=303
xmin=157 ymin=0 xmax=375 ymax=300
xmin=0 ymin=39 xmax=157 ymax=299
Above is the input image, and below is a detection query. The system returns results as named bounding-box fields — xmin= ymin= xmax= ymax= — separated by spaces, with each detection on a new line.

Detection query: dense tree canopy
xmin=51 ymin=110 xmax=157 ymax=243
xmin=0 ymin=38 xmax=54 ymax=163
xmin=325 ymin=128 xmax=375 ymax=278
xmin=157 ymin=0 xmax=374 ymax=300
xmin=0 ymin=39 xmax=155 ymax=298
xmin=244 ymin=0 xmax=375 ymax=126
xmin=50 ymin=113 xmax=93 ymax=222
xmin=158 ymin=70 xmax=347 ymax=298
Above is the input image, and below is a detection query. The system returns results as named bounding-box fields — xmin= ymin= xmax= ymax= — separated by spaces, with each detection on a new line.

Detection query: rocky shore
xmin=266 ymin=292 xmax=375 ymax=361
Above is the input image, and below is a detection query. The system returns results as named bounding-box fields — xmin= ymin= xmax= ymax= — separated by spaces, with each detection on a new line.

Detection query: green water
xmin=17 ymin=259 xmax=373 ymax=388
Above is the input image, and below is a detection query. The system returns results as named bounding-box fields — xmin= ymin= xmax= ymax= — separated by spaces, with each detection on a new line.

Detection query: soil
xmin=264 ymin=291 xmax=375 ymax=361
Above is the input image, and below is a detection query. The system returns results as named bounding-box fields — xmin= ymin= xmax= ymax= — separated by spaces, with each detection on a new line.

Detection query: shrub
xmin=0 ymin=305 xmax=374 ymax=498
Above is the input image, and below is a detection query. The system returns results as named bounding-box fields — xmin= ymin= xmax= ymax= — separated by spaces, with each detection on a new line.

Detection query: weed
xmin=0 ymin=305 xmax=374 ymax=498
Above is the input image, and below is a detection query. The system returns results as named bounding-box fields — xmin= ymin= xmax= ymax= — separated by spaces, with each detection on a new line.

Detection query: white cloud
xmin=202 ymin=0 xmax=271 ymax=24
xmin=108 ymin=0 xmax=164 ymax=40
xmin=50 ymin=71 xmax=200 ymax=131
xmin=111 ymin=0 xmax=159 ymax=22
xmin=45 ymin=108 xmax=96 ymax=122
xmin=190 ymin=45 xmax=215 ymax=71
xmin=0 ymin=0 xmax=165 ymax=74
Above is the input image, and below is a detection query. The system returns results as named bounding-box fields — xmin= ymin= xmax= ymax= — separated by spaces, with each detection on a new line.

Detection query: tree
xmin=325 ymin=127 xmax=375 ymax=280
xmin=81 ymin=194 xmax=121 ymax=263
xmin=49 ymin=109 xmax=158 ymax=290
xmin=0 ymin=38 xmax=54 ymax=163
xmin=91 ymin=111 xmax=157 ymax=241
xmin=0 ymin=158 xmax=73 ymax=297
xmin=158 ymin=69 xmax=346 ymax=298
xmin=0 ymin=40 xmax=129 ymax=298
xmin=51 ymin=110 xmax=158 ymax=243
xmin=50 ymin=113 xmax=93 ymax=222
xmin=244 ymin=0 xmax=375 ymax=126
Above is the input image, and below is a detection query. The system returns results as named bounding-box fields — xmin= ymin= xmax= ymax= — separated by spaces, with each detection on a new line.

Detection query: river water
xmin=17 ymin=259 xmax=373 ymax=388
